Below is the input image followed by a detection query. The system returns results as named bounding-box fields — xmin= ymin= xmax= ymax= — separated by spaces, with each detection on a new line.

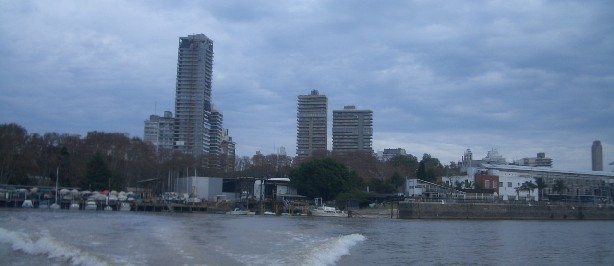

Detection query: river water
xmin=1 ymin=209 xmax=613 ymax=266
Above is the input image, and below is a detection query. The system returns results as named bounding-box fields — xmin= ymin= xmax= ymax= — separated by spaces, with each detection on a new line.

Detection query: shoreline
xmin=398 ymin=201 xmax=614 ymax=220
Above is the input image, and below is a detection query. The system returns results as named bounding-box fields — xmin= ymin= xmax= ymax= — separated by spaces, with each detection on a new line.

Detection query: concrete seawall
xmin=399 ymin=202 xmax=614 ymax=220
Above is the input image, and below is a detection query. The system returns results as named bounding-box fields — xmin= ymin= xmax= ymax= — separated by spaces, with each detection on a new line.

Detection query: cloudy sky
xmin=1 ymin=0 xmax=613 ymax=171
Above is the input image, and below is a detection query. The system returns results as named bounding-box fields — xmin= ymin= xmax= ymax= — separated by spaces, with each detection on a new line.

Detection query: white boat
xmin=186 ymin=197 xmax=201 ymax=204
xmin=50 ymin=202 xmax=61 ymax=210
xmin=103 ymin=196 xmax=113 ymax=211
xmin=69 ymin=202 xmax=80 ymax=210
xmin=226 ymin=208 xmax=249 ymax=215
xmin=311 ymin=198 xmax=348 ymax=217
xmin=22 ymin=200 xmax=33 ymax=208
xmin=311 ymin=206 xmax=348 ymax=217
xmin=84 ymin=200 xmax=97 ymax=210
xmin=119 ymin=202 xmax=131 ymax=212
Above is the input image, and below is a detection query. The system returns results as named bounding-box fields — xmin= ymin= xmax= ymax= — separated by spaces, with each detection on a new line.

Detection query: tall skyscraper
xmin=592 ymin=140 xmax=603 ymax=171
xmin=221 ymin=128 xmax=236 ymax=173
xmin=296 ymin=90 xmax=328 ymax=159
xmin=173 ymin=34 xmax=214 ymax=155
xmin=332 ymin=106 xmax=373 ymax=153
xmin=208 ymin=107 xmax=223 ymax=168
xmin=144 ymin=111 xmax=175 ymax=151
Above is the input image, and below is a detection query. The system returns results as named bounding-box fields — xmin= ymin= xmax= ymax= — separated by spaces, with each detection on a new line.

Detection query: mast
xmin=55 ymin=166 xmax=59 ymax=203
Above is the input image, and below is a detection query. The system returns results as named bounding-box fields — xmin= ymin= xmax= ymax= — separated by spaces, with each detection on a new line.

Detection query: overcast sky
xmin=1 ymin=0 xmax=613 ymax=171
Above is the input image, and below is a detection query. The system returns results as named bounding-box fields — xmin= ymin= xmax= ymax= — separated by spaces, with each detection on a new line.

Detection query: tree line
xmin=1 ymin=123 xmax=458 ymax=198
xmin=0 ymin=123 xmax=225 ymax=191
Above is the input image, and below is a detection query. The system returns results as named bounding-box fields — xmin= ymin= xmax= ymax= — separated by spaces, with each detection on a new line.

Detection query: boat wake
xmin=0 ymin=227 xmax=110 ymax=266
xmin=301 ymin=233 xmax=366 ymax=266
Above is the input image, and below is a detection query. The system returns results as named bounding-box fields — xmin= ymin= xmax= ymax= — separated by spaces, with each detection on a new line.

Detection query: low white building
xmin=482 ymin=164 xmax=614 ymax=202
xmin=175 ymin=176 xmax=223 ymax=201
xmin=485 ymin=168 xmax=538 ymax=201
xmin=405 ymin=178 xmax=423 ymax=197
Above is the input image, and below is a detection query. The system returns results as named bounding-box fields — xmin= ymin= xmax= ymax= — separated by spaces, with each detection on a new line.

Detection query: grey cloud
xmin=0 ymin=0 xmax=612 ymax=170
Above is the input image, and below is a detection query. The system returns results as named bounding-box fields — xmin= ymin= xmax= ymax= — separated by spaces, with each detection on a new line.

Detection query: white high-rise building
xmin=592 ymin=140 xmax=603 ymax=171
xmin=296 ymin=90 xmax=328 ymax=159
xmin=144 ymin=111 xmax=174 ymax=151
xmin=173 ymin=34 xmax=214 ymax=155
xmin=332 ymin=106 xmax=373 ymax=153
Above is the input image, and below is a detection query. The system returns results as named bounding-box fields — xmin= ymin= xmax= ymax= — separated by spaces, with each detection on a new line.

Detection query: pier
xmin=0 ymin=197 xmax=209 ymax=213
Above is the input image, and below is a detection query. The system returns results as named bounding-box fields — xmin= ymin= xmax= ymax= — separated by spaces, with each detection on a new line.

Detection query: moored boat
xmin=84 ymin=200 xmax=97 ymax=210
xmin=22 ymin=200 xmax=34 ymax=208
xmin=69 ymin=202 xmax=80 ymax=210
xmin=119 ymin=202 xmax=131 ymax=211
xmin=226 ymin=208 xmax=249 ymax=215
xmin=311 ymin=198 xmax=348 ymax=217
xmin=311 ymin=205 xmax=348 ymax=217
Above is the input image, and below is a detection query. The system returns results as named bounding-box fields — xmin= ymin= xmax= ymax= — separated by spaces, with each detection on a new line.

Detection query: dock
xmin=0 ymin=198 xmax=209 ymax=213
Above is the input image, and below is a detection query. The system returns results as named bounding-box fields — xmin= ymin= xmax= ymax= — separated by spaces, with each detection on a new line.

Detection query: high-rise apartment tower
xmin=296 ymin=90 xmax=328 ymax=159
xmin=173 ymin=34 xmax=214 ymax=155
xmin=144 ymin=111 xmax=174 ymax=151
xmin=592 ymin=140 xmax=603 ymax=171
xmin=332 ymin=106 xmax=373 ymax=153
xmin=208 ymin=107 xmax=223 ymax=168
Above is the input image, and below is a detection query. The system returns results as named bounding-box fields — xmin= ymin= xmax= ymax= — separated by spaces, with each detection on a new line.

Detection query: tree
xmin=336 ymin=191 xmax=371 ymax=208
xmin=518 ymin=181 xmax=538 ymax=199
xmin=384 ymin=154 xmax=419 ymax=179
xmin=0 ymin=123 xmax=28 ymax=184
xmin=289 ymin=157 xmax=363 ymax=201
xmin=389 ymin=172 xmax=405 ymax=192
xmin=85 ymin=152 xmax=112 ymax=191
xmin=534 ymin=177 xmax=547 ymax=200
xmin=367 ymin=177 xmax=395 ymax=193
xmin=552 ymin=179 xmax=568 ymax=194
xmin=416 ymin=154 xmax=444 ymax=183
xmin=454 ymin=180 xmax=463 ymax=190
xmin=331 ymin=151 xmax=379 ymax=180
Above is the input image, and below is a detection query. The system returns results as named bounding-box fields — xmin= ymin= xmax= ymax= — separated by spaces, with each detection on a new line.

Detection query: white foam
xmin=301 ymin=233 xmax=366 ymax=266
xmin=0 ymin=227 xmax=110 ymax=266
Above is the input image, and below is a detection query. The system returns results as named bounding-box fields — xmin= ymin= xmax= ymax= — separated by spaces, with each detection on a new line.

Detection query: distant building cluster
xmin=296 ymin=90 xmax=373 ymax=160
xmin=143 ymin=34 xmax=235 ymax=172
xmin=418 ymin=141 xmax=613 ymax=203
xmin=512 ymin=152 xmax=553 ymax=168
xmin=377 ymin=148 xmax=407 ymax=161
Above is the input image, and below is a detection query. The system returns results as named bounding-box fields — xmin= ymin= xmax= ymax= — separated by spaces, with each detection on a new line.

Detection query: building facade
xmin=332 ymin=106 xmax=373 ymax=153
xmin=220 ymin=128 xmax=236 ymax=173
xmin=144 ymin=111 xmax=174 ymax=151
xmin=379 ymin=148 xmax=407 ymax=161
xmin=512 ymin=152 xmax=553 ymax=167
xmin=296 ymin=90 xmax=328 ymax=159
xmin=173 ymin=34 xmax=214 ymax=155
xmin=175 ymin=176 xmax=223 ymax=201
xmin=483 ymin=164 xmax=614 ymax=202
xmin=208 ymin=108 xmax=224 ymax=169
xmin=592 ymin=140 xmax=603 ymax=171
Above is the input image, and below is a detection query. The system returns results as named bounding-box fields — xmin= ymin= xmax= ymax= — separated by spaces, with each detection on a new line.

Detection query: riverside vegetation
xmin=1 ymin=123 xmax=460 ymax=204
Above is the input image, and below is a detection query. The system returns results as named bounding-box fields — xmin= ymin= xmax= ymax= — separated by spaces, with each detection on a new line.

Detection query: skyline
xmin=1 ymin=1 xmax=613 ymax=171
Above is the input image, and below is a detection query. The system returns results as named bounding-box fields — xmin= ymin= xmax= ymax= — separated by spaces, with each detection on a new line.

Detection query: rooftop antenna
xmin=155 ymin=101 xmax=157 ymax=115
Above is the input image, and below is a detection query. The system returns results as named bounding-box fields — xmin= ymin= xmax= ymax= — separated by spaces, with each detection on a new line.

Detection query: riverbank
xmin=399 ymin=201 xmax=614 ymax=220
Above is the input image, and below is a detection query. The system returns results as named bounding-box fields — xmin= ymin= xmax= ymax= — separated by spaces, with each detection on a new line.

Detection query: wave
xmin=0 ymin=227 xmax=110 ymax=266
xmin=301 ymin=233 xmax=366 ymax=266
